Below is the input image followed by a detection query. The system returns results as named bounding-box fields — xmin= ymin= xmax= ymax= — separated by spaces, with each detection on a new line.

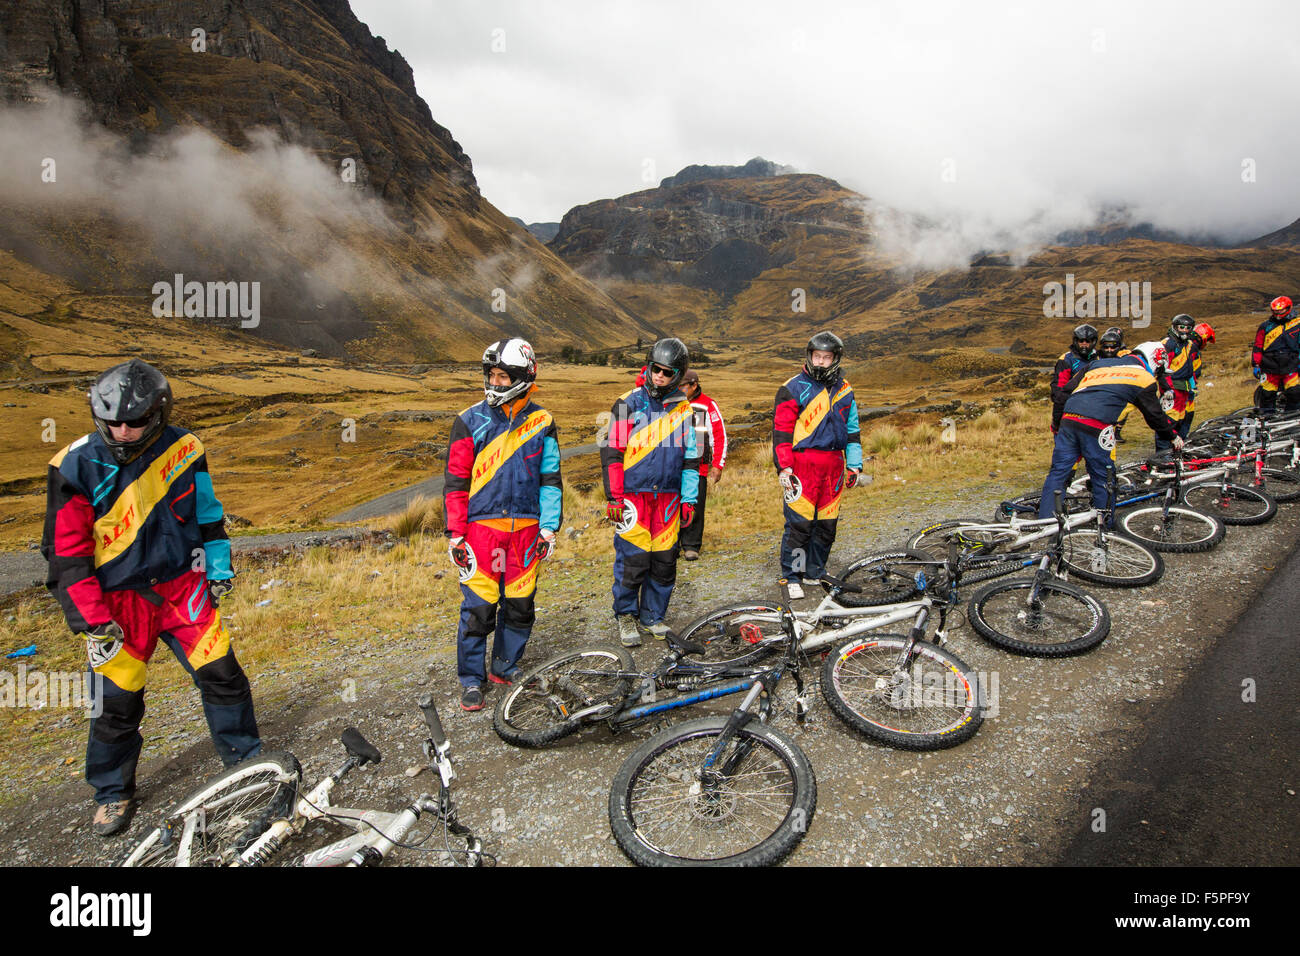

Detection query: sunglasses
xmin=104 ymin=415 xmax=154 ymax=429
xmin=649 ymin=364 xmax=676 ymax=377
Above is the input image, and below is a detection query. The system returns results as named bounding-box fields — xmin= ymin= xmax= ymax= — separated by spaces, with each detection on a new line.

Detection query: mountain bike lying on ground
xmin=841 ymin=495 xmax=1113 ymax=657
xmin=675 ymin=551 xmax=986 ymax=751
xmin=493 ymin=623 xmax=797 ymax=748
xmin=908 ymin=466 xmax=1166 ymax=587
xmin=608 ymin=585 xmax=817 ymax=867
xmin=123 ymin=695 xmax=489 ymax=867
xmin=992 ymin=459 xmax=1226 ymax=554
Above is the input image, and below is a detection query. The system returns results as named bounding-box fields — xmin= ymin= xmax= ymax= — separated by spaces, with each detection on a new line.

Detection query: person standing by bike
xmin=42 ymin=359 xmax=260 ymax=836
xmin=1251 ymin=295 xmax=1300 ymax=414
xmin=677 ymin=370 xmax=727 ymax=561
xmin=1050 ymin=325 xmax=1098 ymax=433
xmin=602 ymin=338 xmax=700 ymax=647
xmin=443 ymin=339 xmax=562 ymax=711
xmin=1158 ymin=314 xmax=1202 ymax=451
xmin=1038 ymin=341 xmax=1182 ymax=519
xmin=773 ymin=332 xmax=863 ymax=600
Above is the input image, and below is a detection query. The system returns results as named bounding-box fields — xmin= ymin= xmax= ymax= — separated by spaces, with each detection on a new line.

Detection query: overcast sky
xmin=350 ymin=0 xmax=1300 ymax=242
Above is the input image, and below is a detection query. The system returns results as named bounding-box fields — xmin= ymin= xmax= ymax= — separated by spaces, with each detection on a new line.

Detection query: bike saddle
xmin=661 ymin=629 xmax=708 ymax=656
xmin=998 ymin=500 xmax=1036 ymax=516
xmin=818 ymin=573 xmax=863 ymax=594
xmin=341 ymin=728 xmax=383 ymax=765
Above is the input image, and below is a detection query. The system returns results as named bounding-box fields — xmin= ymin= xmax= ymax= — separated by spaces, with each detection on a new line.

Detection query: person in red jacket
xmin=1252 ymin=295 xmax=1300 ymax=414
xmin=42 ymin=360 xmax=259 ymax=836
xmin=678 ymin=370 xmax=727 ymax=561
xmin=773 ymin=332 xmax=862 ymax=600
xmin=443 ymin=339 xmax=562 ymax=711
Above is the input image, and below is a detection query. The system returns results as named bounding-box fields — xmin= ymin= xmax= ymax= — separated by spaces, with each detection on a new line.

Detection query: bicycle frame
xmin=230 ymin=698 xmax=482 ymax=867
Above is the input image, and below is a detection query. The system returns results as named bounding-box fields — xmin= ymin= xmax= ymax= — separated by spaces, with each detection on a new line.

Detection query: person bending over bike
xmin=773 ymin=332 xmax=863 ymax=600
xmin=42 ymin=359 xmax=260 ymax=836
xmin=1050 ymin=324 xmax=1098 ymax=433
xmin=444 ymin=339 xmax=562 ymax=711
xmin=1037 ymin=341 xmax=1182 ymax=519
xmin=601 ymin=338 xmax=700 ymax=647
xmin=1251 ymin=295 xmax=1300 ymax=415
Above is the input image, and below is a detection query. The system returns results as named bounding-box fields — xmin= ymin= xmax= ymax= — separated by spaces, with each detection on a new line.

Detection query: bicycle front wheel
xmin=967 ymin=578 xmax=1111 ymax=656
xmin=494 ymin=645 xmax=635 ymax=747
xmin=609 ymin=716 xmax=816 ymax=867
xmin=122 ymin=752 xmax=301 ymax=867
xmin=1180 ymin=482 xmax=1277 ymax=525
xmin=1060 ymin=530 xmax=1164 ymax=587
xmin=1117 ymin=505 xmax=1226 ymax=553
xmin=821 ymin=635 xmax=984 ymax=750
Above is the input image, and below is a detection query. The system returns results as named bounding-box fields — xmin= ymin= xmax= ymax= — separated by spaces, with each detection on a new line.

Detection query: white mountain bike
xmin=122 ymin=695 xmax=489 ymax=867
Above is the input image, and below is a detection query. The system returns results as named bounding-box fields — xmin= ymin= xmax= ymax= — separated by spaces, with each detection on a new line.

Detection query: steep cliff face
xmin=550 ymin=169 xmax=869 ymax=293
xmin=0 ymin=0 xmax=656 ymax=359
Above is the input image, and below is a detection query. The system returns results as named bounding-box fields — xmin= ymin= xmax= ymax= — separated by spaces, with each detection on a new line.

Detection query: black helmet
xmin=1071 ymin=324 xmax=1098 ymax=358
xmin=1099 ymin=327 xmax=1124 ymax=357
xmin=482 ymin=338 xmax=537 ymax=407
xmin=1170 ymin=313 xmax=1194 ymax=342
xmin=644 ymin=338 xmax=689 ymax=399
xmin=89 ymin=359 xmax=172 ymax=464
xmin=804 ymin=331 xmax=844 ymax=383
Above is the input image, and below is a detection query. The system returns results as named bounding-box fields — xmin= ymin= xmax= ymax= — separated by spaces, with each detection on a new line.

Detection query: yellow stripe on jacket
xmin=94 ymin=434 xmax=203 ymax=568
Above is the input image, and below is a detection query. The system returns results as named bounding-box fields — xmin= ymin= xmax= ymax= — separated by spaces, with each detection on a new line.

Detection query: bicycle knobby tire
xmin=493 ymin=645 xmax=635 ymax=747
xmin=608 ymin=716 xmax=816 ymax=867
xmin=122 ymin=751 xmax=301 ymax=867
xmin=967 ymin=578 xmax=1111 ymax=657
xmin=821 ymin=635 xmax=984 ymax=750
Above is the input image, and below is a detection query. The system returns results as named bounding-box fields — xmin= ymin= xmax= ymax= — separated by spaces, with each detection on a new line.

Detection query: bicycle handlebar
xmin=417 ymin=693 xmax=448 ymax=750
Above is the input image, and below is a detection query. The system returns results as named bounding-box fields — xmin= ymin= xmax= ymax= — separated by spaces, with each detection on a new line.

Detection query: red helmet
xmin=1192 ymin=322 xmax=1216 ymax=345
xmin=1270 ymin=295 xmax=1293 ymax=316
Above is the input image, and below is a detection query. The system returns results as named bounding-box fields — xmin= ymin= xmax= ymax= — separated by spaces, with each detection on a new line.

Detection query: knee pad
xmin=92 ymin=691 xmax=145 ymax=745
xmin=500 ymin=596 xmax=536 ymax=630
xmin=649 ymin=550 xmax=677 ymax=585
xmin=193 ymin=653 xmax=253 ymax=706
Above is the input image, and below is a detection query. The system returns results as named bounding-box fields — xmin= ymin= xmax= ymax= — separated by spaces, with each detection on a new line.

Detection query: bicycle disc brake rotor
xmin=689 ymin=770 xmax=739 ymax=824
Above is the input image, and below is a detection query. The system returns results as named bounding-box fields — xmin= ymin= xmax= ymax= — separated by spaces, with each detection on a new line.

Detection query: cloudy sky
xmin=350 ymin=0 xmax=1300 ymax=243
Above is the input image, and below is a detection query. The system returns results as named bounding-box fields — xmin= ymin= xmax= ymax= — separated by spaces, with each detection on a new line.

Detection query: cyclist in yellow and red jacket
xmin=443 ymin=339 xmax=562 ymax=712
xmin=1039 ymin=342 xmax=1182 ymax=519
xmin=1158 ymin=313 xmax=1204 ymax=451
xmin=601 ymin=338 xmax=700 ymax=647
xmin=42 ymin=359 xmax=260 ymax=836
xmin=1252 ymin=295 xmax=1300 ymax=414
xmin=773 ymin=332 xmax=863 ymax=600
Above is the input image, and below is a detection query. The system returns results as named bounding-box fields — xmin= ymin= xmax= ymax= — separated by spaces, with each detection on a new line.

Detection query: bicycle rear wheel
xmin=609 ymin=716 xmax=816 ymax=867
xmin=835 ymin=549 xmax=938 ymax=606
xmin=1180 ymin=482 xmax=1277 ymax=525
xmin=493 ymin=646 xmax=635 ymax=747
xmin=675 ymin=602 xmax=786 ymax=665
xmin=1060 ymin=530 xmax=1164 ymax=587
xmin=821 ymin=635 xmax=984 ymax=750
xmin=1239 ymin=467 xmax=1300 ymax=503
xmin=122 ymin=752 xmax=301 ymax=867
xmin=967 ymin=578 xmax=1111 ymax=656
xmin=1117 ymin=505 xmax=1226 ymax=553
xmin=907 ymin=518 xmax=1009 ymax=559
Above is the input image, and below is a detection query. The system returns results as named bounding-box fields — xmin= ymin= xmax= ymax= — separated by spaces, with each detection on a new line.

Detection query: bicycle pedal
xmin=739 ymin=622 xmax=764 ymax=644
